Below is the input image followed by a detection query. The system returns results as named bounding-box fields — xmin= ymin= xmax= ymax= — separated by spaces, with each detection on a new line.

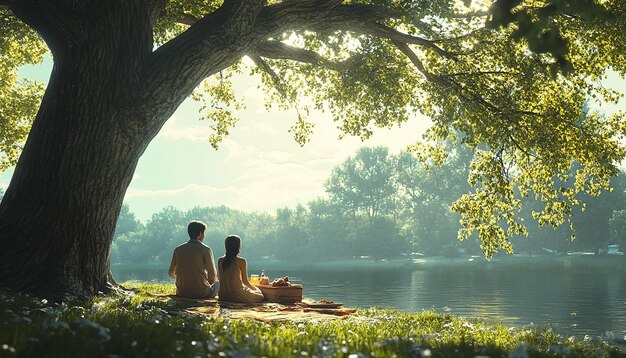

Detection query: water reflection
xmin=112 ymin=266 xmax=626 ymax=337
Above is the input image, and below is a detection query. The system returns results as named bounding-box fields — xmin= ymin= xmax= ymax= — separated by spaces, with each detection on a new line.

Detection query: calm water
xmin=112 ymin=263 xmax=626 ymax=337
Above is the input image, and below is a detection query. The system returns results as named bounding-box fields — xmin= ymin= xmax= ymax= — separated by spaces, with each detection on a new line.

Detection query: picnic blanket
xmin=148 ymin=293 xmax=356 ymax=322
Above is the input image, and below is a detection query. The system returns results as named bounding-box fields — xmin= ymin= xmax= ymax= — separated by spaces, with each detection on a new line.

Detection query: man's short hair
xmin=187 ymin=221 xmax=207 ymax=240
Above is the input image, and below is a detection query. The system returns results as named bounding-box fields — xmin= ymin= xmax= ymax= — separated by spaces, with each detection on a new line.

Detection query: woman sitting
xmin=217 ymin=235 xmax=264 ymax=303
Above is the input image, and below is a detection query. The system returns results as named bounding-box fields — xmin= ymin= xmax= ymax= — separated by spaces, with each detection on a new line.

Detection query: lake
xmin=112 ymin=258 xmax=626 ymax=338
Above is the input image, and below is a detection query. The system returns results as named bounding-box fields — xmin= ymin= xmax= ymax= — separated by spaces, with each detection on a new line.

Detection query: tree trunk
xmin=0 ymin=4 xmax=157 ymax=298
xmin=0 ymin=66 xmax=147 ymax=297
xmin=0 ymin=0 xmax=264 ymax=298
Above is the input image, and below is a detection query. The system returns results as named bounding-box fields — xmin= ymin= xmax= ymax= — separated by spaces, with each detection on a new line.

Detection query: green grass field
xmin=1 ymin=282 xmax=624 ymax=357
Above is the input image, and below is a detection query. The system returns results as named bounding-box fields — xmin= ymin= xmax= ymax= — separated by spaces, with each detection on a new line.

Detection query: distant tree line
xmin=111 ymin=146 xmax=626 ymax=265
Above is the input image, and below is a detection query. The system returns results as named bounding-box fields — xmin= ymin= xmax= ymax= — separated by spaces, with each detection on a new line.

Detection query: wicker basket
xmin=255 ymin=284 xmax=303 ymax=304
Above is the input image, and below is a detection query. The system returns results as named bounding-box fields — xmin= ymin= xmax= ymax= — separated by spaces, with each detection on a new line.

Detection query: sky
xmin=1 ymin=58 xmax=625 ymax=222
xmin=125 ymin=79 xmax=431 ymax=222
xmin=0 ymin=58 xmax=432 ymax=222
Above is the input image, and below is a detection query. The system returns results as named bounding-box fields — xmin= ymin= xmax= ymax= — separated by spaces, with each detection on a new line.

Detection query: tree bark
xmin=0 ymin=1 xmax=158 ymax=298
xmin=0 ymin=71 xmax=143 ymax=297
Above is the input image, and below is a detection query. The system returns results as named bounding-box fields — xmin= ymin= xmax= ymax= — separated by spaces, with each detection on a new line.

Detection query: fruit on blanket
xmin=271 ymin=277 xmax=291 ymax=287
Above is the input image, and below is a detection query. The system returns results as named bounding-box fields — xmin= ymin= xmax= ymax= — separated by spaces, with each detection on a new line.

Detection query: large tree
xmin=0 ymin=0 xmax=625 ymax=296
xmin=325 ymin=146 xmax=397 ymax=224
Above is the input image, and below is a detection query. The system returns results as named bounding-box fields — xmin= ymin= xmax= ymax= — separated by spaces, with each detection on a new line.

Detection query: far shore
xmin=111 ymin=253 xmax=626 ymax=274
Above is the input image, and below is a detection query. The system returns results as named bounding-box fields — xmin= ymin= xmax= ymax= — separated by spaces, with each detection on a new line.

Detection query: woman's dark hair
xmin=222 ymin=235 xmax=241 ymax=270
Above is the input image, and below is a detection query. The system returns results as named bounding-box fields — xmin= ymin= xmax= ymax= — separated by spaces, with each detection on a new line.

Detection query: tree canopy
xmin=1 ymin=0 xmax=625 ymax=263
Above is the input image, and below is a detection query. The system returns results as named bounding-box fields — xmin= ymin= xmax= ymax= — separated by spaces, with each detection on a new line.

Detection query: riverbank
xmin=1 ymin=282 xmax=624 ymax=357
xmin=112 ymin=254 xmax=626 ymax=275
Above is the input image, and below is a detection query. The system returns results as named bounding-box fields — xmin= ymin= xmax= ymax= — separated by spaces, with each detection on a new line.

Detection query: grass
xmin=1 ymin=282 xmax=624 ymax=357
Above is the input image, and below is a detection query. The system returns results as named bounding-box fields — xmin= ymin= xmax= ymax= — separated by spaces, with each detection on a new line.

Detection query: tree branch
xmin=5 ymin=0 xmax=79 ymax=54
xmin=147 ymin=0 xmax=167 ymax=26
xmin=430 ymin=29 xmax=485 ymax=43
xmin=253 ymin=41 xmax=344 ymax=71
xmin=395 ymin=39 xmax=496 ymax=113
xmin=249 ymin=54 xmax=288 ymax=98
xmin=142 ymin=1 xmax=270 ymax=133
xmin=392 ymin=39 xmax=540 ymax=136
xmin=177 ymin=12 xmax=200 ymax=26
xmin=391 ymin=40 xmax=450 ymax=88
xmin=508 ymin=132 xmax=535 ymax=159
xmin=256 ymin=2 xmax=401 ymax=38
xmin=174 ymin=2 xmax=402 ymax=41
xmin=143 ymin=1 xmax=401 ymax=130
xmin=220 ymin=0 xmax=265 ymax=35
xmin=359 ymin=22 xmax=457 ymax=60
xmin=441 ymin=71 xmax=516 ymax=78
xmin=448 ymin=10 xmax=489 ymax=18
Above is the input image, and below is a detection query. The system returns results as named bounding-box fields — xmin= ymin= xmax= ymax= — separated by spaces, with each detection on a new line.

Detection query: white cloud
xmin=238 ymin=113 xmax=284 ymax=136
xmin=125 ymin=178 xmax=327 ymax=221
xmin=125 ymin=73 xmax=434 ymax=221
xmin=219 ymin=139 xmax=328 ymax=192
xmin=222 ymin=140 xmax=291 ymax=166
xmin=126 ymin=183 xmax=227 ymax=198
xmin=159 ymin=115 xmax=211 ymax=142
xmin=236 ymin=160 xmax=323 ymax=184
xmin=241 ymin=85 xmax=266 ymax=110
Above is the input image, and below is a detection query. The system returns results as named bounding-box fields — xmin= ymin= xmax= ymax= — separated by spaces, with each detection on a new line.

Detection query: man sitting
xmin=168 ymin=221 xmax=219 ymax=298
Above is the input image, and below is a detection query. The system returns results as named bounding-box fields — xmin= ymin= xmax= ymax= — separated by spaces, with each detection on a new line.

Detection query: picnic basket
xmin=255 ymin=284 xmax=303 ymax=304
